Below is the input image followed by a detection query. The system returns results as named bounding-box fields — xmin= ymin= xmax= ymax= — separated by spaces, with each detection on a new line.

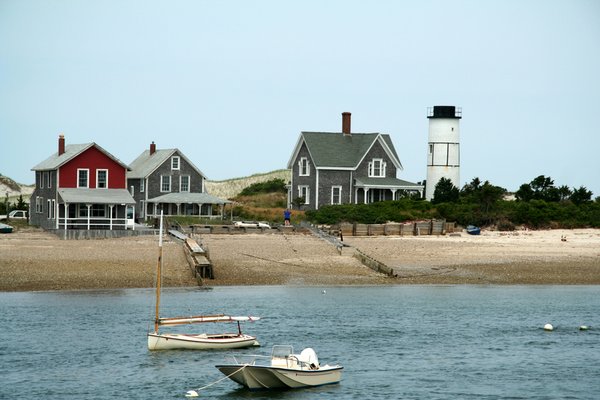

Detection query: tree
xmin=432 ymin=178 xmax=459 ymax=204
xmin=516 ymin=175 xmax=560 ymax=202
xmin=570 ymin=186 xmax=592 ymax=205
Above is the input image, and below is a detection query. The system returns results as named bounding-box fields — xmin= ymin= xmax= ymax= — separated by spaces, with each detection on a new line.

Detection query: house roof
xmin=31 ymin=143 xmax=130 ymax=171
xmin=354 ymin=177 xmax=424 ymax=190
xmin=58 ymin=188 xmax=136 ymax=204
xmin=287 ymin=132 xmax=403 ymax=170
xmin=128 ymin=149 xmax=206 ymax=179
xmin=146 ymin=192 xmax=230 ymax=205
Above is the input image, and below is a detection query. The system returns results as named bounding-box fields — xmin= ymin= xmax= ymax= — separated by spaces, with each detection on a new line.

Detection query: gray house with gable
xmin=287 ymin=112 xmax=423 ymax=211
xmin=127 ymin=142 xmax=229 ymax=221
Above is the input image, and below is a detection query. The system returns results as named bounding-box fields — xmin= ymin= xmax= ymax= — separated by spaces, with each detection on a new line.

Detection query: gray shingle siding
xmin=30 ymin=171 xmax=58 ymax=229
xmin=356 ymin=140 xmax=398 ymax=178
xmin=317 ymin=169 xmax=353 ymax=208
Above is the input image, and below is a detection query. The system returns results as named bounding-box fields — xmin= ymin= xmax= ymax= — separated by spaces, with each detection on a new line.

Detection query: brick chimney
xmin=150 ymin=141 xmax=156 ymax=155
xmin=342 ymin=112 xmax=351 ymax=135
xmin=58 ymin=134 xmax=65 ymax=156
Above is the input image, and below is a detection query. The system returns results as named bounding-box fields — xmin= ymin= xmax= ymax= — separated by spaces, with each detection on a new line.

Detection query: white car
xmin=0 ymin=210 xmax=28 ymax=221
xmin=234 ymin=221 xmax=271 ymax=229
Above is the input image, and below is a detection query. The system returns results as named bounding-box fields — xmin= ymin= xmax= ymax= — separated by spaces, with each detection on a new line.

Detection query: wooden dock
xmin=169 ymin=230 xmax=214 ymax=282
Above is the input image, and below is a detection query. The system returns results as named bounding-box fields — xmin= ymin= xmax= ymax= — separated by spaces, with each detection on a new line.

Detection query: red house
xmin=30 ymin=135 xmax=136 ymax=232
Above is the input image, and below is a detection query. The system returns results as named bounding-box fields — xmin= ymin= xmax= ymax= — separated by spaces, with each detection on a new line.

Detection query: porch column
xmin=108 ymin=204 xmax=114 ymax=230
xmin=363 ymin=188 xmax=369 ymax=204
xmin=64 ymin=203 xmax=69 ymax=231
xmin=197 ymin=203 xmax=204 ymax=218
xmin=391 ymin=189 xmax=397 ymax=201
xmin=354 ymin=188 xmax=358 ymax=204
xmin=153 ymin=203 xmax=157 ymax=218
xmin=176 ymin=203 xmax=180 ymax=216
xmin=86 ymin=204 xmax=91 ymax=230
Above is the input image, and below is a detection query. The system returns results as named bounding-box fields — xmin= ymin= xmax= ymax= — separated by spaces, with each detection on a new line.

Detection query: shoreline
xmin=1 ymin=228 xmax=599 ymax=292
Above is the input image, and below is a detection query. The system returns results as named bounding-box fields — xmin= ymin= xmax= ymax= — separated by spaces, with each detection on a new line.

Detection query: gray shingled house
xmin=287 ymin=112 xmax=423 ymax=211
xmin=127 ymin=142 xmax=229 ymax=221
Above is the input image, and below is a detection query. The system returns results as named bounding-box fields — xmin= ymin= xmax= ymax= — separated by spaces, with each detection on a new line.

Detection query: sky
xmin=1 ymin=0 xmax=599 ymax=197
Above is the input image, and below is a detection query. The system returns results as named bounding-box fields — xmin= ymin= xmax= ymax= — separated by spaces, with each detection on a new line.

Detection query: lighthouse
xmin=425 ymin=106 xmax=461 ymax=201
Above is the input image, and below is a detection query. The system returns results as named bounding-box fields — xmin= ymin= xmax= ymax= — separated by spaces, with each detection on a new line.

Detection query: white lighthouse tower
xmin=425 ymin=105 xmax=461 ymax=201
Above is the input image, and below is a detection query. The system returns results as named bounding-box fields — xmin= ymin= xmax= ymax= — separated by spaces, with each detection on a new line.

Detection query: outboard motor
xmin=299 ymin=348 xmax=320 ymax=369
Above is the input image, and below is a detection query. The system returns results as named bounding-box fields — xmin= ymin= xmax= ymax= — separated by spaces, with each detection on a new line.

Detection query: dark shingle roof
xmin=299 ymin=132 xmax=401 ymax=169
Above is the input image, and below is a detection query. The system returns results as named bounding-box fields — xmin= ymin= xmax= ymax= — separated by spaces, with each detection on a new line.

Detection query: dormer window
xmin=368 ymin=159 xmax=386 ymax=177
xmin=171 ymin=156 xmax=180 ymax=170
xmin=299 ymin=157 xmax=310 ymax=176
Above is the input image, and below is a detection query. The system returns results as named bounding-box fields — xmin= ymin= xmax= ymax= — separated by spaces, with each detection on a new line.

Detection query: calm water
xmin=1 ymin=285 xmax=599 ymax=399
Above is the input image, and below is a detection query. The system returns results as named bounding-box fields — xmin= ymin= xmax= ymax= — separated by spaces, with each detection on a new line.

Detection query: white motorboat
xmin=215 ymin=345 xmax=343 ymax=389
xmin=147 ymin=212 xmax=260 ymax=351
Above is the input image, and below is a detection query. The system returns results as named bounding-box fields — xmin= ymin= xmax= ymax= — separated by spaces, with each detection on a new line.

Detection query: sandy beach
xmin=1 ymin=228 xmax=599 ymax=291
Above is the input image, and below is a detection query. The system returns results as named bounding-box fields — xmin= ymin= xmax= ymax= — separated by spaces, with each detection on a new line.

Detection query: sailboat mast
xmin=154 ymin=211 xmax=164 ymax=333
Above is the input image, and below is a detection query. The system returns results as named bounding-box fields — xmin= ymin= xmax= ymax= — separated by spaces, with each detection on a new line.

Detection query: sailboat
xmin=147 ymin=212 xmax=260 ymax=351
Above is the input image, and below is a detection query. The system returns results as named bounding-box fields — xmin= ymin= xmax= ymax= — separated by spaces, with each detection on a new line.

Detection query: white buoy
xmin=185 ymin=390 xmax=199 ymax=398
xmin=544 ymin=323 xmax=554 ymax=331
xmin=322 ymin=290 xmax=326 ymax=294
xmin=579 ymin=325 xmax=589 ymax=331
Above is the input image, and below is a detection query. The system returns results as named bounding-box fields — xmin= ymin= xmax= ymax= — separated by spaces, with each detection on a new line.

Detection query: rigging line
xmin=240 ymin=253 xmax=305 ymax=268
xmin=188 ymin=365 xmax=247 ymax=394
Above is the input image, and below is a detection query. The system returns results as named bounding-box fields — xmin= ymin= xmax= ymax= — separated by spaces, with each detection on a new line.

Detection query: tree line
xmin=306 ymin=175 xmax=600 ymax=230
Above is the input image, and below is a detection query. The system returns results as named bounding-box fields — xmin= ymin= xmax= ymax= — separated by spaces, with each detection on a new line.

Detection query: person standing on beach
xmin=284 ymin=209 xmax=291 ymax=226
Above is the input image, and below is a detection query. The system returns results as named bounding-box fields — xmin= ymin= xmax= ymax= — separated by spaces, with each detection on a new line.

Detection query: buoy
xmin=543 ymin=323 xmax=554 ymax=331
xmin=185 ymin=390 xmax=199 ymax=397
xmin=579 ymin=325 xmax=589 ymax=331
xmin=322 ymin=290 xmax=326 ymax=294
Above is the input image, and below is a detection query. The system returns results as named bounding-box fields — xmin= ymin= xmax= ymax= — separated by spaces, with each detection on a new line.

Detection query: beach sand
xmin=1 ymin=228 xmax=599 ymax=291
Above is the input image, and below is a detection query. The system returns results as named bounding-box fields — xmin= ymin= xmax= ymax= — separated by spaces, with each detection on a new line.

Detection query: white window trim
xmin=331 ymin=186 xmax=342 ymax=205
xmin=96 ymin=169 xmax=109 ymax=189
xmin=171 ymin=156 xmax=180 ymax=171
xmin=298 ymin=185 xmax=310 ymax=204
xmin=160 ymin=175 xmax=171 ymax=192
xmin=298 ymin=157 xmax=310 ymax=176
xmin=140 ymin=178 xmax=145 ymax=193
xmin=180 ymin=175 xmax=190 ymax=192
xmin=77 ymin=168 xmax=89 ymax=188
xmin=46 ymin=171 xmax=51 ymax=189
xmin=368 ymin=158 xmax=386 ymax=178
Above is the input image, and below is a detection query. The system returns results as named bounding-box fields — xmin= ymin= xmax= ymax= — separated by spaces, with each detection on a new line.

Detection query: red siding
xmin=58 ymin=146 xmax=127 ymax=189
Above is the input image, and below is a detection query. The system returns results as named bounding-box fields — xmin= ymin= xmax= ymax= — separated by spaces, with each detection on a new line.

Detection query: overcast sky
xmin=2 ymin=0 xmax=599 ymax=196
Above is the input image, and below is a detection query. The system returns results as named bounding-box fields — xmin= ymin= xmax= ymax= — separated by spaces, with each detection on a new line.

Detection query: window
xmin=171 ymin=156 xmax=180 ymax=170
xmin=331 ymin=186 xmax=342 ymax=205
xmin=161 ymin=175 xmax=171 ymax=192
xmin=91 ymin=204 xmax=106 ymax=217
xmin=47 ymin=199 xmax=51 ymax=218
xmin=38 ymin=172 xmax=43 ymax=189
xmin=368 ymin=159 xmax=386 ymax=177
xmin=299 ymin=157 xmax=310 ymax=176
xmin=298 ymin=185 xmax=310 ymax=204
xmin=78 ymin=169 xmax=89 ymax=188
xmin=35 ymin=196 xmax=43 ymax=213
xmin=51 ymin=199 xmax=55 ymax=219
xmin=180 ymin=175 xmax=190 ymax=192
xmin=97 ymin=170 xmax=108 ymax=188
xmin=140 ymin=179 xmax=145 ymax=193
xmin=48 ymin=171 xmax=52 ymax=188
xmin=79 ymin=205 xmax=88 ymax=218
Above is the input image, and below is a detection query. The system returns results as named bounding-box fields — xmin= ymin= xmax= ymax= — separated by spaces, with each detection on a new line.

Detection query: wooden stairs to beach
xmin=168 ymin=229 xmax=214 ymax=282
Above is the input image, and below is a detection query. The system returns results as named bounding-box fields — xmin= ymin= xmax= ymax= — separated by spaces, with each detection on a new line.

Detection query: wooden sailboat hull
xmin=147 ymin=332 xmax=259 ymax=350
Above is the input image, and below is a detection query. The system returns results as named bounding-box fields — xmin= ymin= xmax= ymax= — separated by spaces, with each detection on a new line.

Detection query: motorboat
xmin=215 ymin=345 xmax=343 ymax=389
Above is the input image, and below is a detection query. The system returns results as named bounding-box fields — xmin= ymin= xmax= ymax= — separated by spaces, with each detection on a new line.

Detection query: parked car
xmin=233 ymin=221 xmax=271 ymax=229
xmin=0 ymin=210 xmax=28 ymax=221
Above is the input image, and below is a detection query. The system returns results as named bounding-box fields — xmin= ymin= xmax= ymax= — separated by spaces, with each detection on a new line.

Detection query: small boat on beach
xmin=215 ymin=345 xmax=343 ymax=389
xmin=148 ymin=212 xmax=259 ymax=351
xmin=466 ymin=225 xmax=481 ymax=235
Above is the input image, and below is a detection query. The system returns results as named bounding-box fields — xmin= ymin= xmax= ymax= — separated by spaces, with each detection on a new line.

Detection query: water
xmin=1 ymin=286 xmax=599 ymax=399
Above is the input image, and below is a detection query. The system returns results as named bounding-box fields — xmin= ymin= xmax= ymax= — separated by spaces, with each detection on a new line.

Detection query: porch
xmin=144 ymin=192 xmax=231 ymax=220
xmin=354 ymin=177 xmax=424 ymax=204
